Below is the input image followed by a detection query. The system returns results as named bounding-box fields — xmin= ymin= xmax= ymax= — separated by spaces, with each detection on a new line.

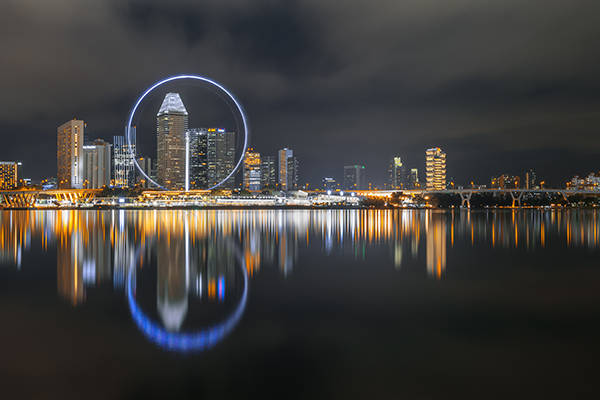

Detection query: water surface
xmin=1 ymin=209 xmax=599 ymax=399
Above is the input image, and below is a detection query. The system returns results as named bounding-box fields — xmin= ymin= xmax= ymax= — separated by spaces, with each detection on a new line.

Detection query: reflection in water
xmin=2 ymin=209 xmax=600 ymax=348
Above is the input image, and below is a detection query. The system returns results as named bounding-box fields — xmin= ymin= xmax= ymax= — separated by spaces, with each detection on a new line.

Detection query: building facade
xmin=187 ymin=128 xmax=208 ymax=189
xmin=425 ymin=147 xmax=446 ymax=190
xmin=243 ymin=147 xmax=262 ymax=191
xmin=260 ymin=156 xmax=277 ymax=189
xmin=82 ymin=139 xmax=111 ymax=188
xmin=491 ymin=174 xmax=520 ymax=189
xmin=136 ymin=156 xmax=154 ymax=188
xmin=344 ymin=165 xmax=366 ymax=190
xmin=57 ymin=119 xmax=84 ymax=189
xmin=278 ymin=148 xmax=298 ymax=190
xmin=389 ymin=156 xmax=406 ymax=189
xmin=207 ymin=128 xmax=236 ymax=189
xmin=408 ymin=168 xmax=419 ymax=189
xmin=0 ymin=161 xmax=19 ymax=189
xmin=157 ymin=93 xmax=188 ymax=189
xmin=112 ymin=130 xmax=136 ymax=187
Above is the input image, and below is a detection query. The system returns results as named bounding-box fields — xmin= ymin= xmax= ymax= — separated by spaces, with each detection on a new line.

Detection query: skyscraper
xmin=0 ymin=162 xmax=19 ymax=189
xmin=408 ymin=168 xmax=419 ymax=189
xmin=243 ymin=147 xmax=262 ymax=191
xmin=82 ymin=139 xmax=111 ymax=188
xmin=425 ymin=147 xmax=446 ymax=190
xmin=525 ymin=169 xmax=537 ymax=189
xmin=136 ymin=156 xmax=154 ymax=188
xmin=206 ymin=128 xmax=236 ymax=189
xmin=344 ymin=165 xmax=366 ymax=190
xmin=57 ymin=119 xmax=84 ymax=189
xmin=389 ymin=156 xmax=406 ymax=189
xmin=187 ymin=128 xmax=208 ymax=189
xmin=157 ymin=93 xmax=188 ymax=189
xmin=278 ymin=148 xmax=298 ymax=190
xmin=113 ymin=128 xmax=136 ymax=187
xmin=260 ymin=156 xmax=277 ymax=189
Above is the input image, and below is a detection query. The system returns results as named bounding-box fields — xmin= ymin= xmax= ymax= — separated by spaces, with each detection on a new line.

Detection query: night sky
xmin=2 ymin=0 xmax=600 ymax=187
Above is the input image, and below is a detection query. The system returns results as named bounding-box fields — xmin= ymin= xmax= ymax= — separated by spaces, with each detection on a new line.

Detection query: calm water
xmin=1 ymin=209 xmax=600 ymax=398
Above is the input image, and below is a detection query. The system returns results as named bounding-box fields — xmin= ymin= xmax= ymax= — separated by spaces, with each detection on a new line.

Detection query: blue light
xmin=126 ymin=246 xmax=248 ymax=353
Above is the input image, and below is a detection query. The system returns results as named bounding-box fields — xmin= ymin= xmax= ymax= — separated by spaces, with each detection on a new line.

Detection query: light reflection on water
xmin=0 ymin=209 xmax=599 ymax=350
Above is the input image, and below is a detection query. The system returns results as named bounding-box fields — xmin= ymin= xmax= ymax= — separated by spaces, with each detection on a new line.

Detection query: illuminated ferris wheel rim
xmin=126 ymin=74 xmax=249 ymax=190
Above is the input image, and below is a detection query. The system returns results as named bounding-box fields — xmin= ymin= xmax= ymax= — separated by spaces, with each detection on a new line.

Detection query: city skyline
xmin=3 ymin=1 xmax=600 ymax=187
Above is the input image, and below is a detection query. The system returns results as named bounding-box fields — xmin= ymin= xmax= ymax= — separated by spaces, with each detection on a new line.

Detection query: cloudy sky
xmin=1 ymin=0 xmax=600 ymax=186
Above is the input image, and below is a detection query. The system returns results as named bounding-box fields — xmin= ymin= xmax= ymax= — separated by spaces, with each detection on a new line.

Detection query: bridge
xmin=353 ymin=188 xmax=600 ymax=208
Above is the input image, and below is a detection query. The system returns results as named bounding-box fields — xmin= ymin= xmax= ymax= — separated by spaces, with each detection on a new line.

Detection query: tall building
xmin=286 ymin=156 xmax=299 ymax=190
xmin=136 ymin=156 xmax=154 ymax=188
xmin=408 ymin=168 xmax=419 ymax=189
xmin=525 ymin=169 xmax=537 ymax=189
xmin=113 ymin=128 xmax=136 ymax=187
xmin=207 ymin=128 xmax=236 ymax=189
xmin=389 ymin=156 xmax=406 ymax=189
xmin=82 ymin=139 xmax=111 ymax=188
xmin=344 ymin=165 xmax=366 ymax=190
xmin=425 ymin=147 xmax=446 ymax=190
xmin=157 ymin=93 xmax=188 ymax=189
xmin=0 ymin=162 xmax=19 ymax=189
xmin=57 ymin=119 xmax=84 ymax=189
xmin=187 ymin=128 xmax=236 ymax=189
xmin=243 ymin=147 xmax=262 ymax=191
xmin=261 ymin=156 xmax=277 ymax=189
xmin=278 ymin=148 xmax=298 ymax=190
xmin=187 ymin=128 xmax=208 ymax=189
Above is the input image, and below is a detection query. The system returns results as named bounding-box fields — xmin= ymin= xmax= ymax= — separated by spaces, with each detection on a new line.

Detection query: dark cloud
xmin=1 ymin=0 xmax=600 ymax=186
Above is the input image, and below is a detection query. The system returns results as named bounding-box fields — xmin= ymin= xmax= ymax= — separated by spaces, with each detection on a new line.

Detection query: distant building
xmin=187 ymin=128 xmax=208 ymax=189
xmin=0 ymin=161 xmax=19 ymax=189
xmin=260 ymin=156 xmax=277 ymax=189
xmin=243 ymin=147 xmax=261 ymax=191
xmin=567 ymin=172 xmax=600 ymax=191
xmin=389 ymin=156 xmax=406 ymax=189
xmin=278 ymin=148 xmax=298 ymax=190
xmin=113 ymin=130 xmax=136 ymax=187
xmin=136 ymin=156 xmax=154 ymax=188
xmin=322 ymin=177 xmax=337 ymax=190
xmin=408 ymin=168 xmax=419 ymax=189
xmin=57 ymin=119 xmax=84 ymax=189
xmin=207 ymin=128 xmax=236 ymax=189
xmin=157 ymin=93 xmax=188 ymax=189
xmin=491 ymin=174 xmax=520 ymax=189
xmin=82 ymin=139 xmax=111 ymax=188
xmin=525 ymin=169 xmax=537 ymax=189
xmin=344 ymin=165 xmax=366 ymax=190
xmin=425 ymin=147 xmax=446 ymax=190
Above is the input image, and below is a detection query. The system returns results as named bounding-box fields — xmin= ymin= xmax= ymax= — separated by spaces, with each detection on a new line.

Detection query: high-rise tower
xmin=157 ymin=93 xmax=188 ymax=189
xmin=57 ymin=119 xmax=84 ymax=189
xmin=426 ymin=147 xmax=446 ymax=190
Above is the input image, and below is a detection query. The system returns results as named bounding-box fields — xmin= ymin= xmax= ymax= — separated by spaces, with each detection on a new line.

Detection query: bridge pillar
xmin=509 ymin=191 xmax=524 ymax=207
xmin=459 ymin=191 xmax=473 ymax=208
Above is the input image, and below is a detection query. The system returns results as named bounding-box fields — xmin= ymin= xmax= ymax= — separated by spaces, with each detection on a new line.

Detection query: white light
xmin=327 ymin=190 xmax=332 ymax=195
xmin=126 ymin=74 xmax=249 ymax=191
xmin=351 ymin=192 xmax=355 ymax=196
xmin=340 ymin=191 xmax=344 ymax=196
xmin=118 ymin=198 xmax=125 ymax=203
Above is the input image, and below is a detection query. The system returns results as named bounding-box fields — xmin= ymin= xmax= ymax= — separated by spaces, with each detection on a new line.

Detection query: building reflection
xmin=2 ymin=209 xmax=600 ymax=307
xmin=426 ymin=212 xmax=446 ymax=279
